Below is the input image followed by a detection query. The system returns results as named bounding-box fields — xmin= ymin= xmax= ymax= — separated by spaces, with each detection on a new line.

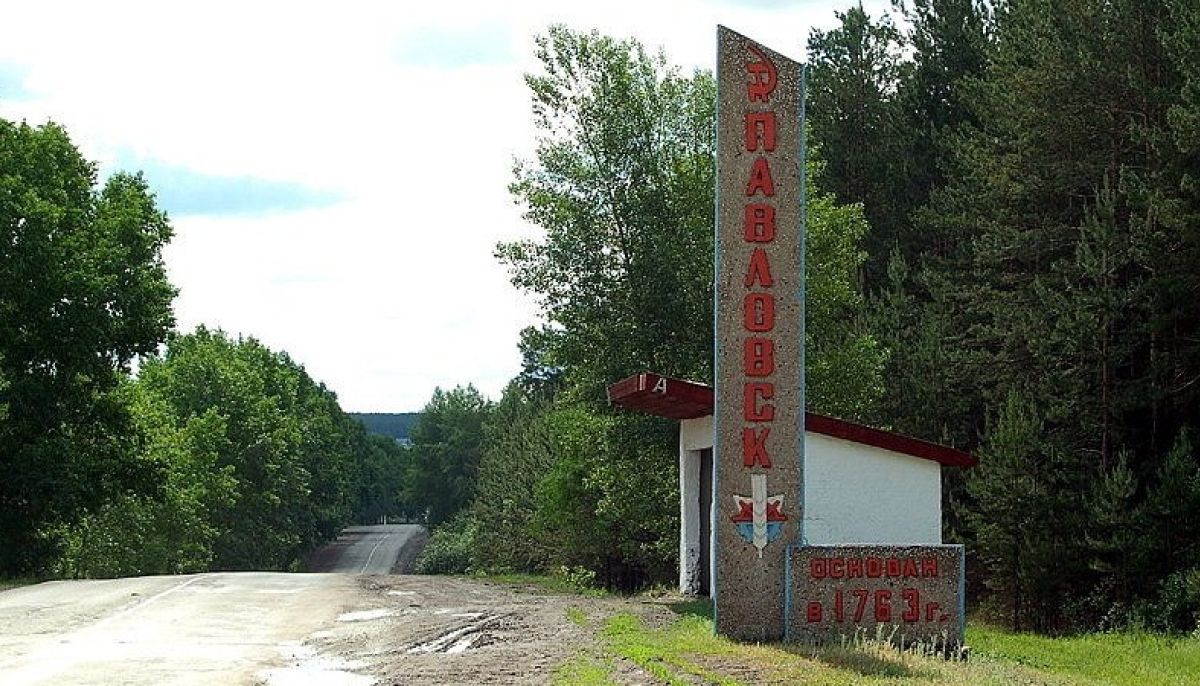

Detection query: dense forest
xmin=413 ymin=1 xmax=1200 ymax=637
xmin=352 ymin=413 xmax=421 ymax=443
xmin=0 ymin=120 xmax=411 ymax=577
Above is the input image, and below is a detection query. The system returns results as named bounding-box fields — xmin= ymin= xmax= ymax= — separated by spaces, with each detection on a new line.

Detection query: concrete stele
xmin=713 ymin=25 xmax=805 ymax=641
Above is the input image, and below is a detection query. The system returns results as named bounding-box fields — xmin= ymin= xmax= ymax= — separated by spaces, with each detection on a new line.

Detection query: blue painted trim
xmin=711 ymin=25 xmax=724 ymax=635
xmin=783 ymin=59 xmax=809 ymax=645
xmin=797 ymin=62 xmax=808 ymax=548
xmin=784 ymin=544 xmax=796 ymax=641
xmin=957 ymin=544 xmax=966 ymax=642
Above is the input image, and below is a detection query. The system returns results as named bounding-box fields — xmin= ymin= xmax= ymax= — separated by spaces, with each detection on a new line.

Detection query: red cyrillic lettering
xmin=806 ymin=601 xmax=822 ymax=623
xmin=744 ymin=248 xmax=774 ymax=288
xmin=810 ymin=559 xmax=826 ymax=580
xmin=922 ymin=558 xmax=938 ymax=577
xmin=926 ymin=602 xmax=941 ymax=622
xmin=742 ymin=427 xmax=771 ymax=467
xmin=744 ymin=111 xmax=777 ymax=152
xmin=743 ymin=338 xmax=774 ymax=377
xmin=745 ymin=157 xmax=775 ymax=197
xmin=743 ymin=383 xmax=774 ymax=422
xmin=744 ymin=204 xmax=776 ymax=242
xmin=743 ymin=292 xmax=775 ymax=332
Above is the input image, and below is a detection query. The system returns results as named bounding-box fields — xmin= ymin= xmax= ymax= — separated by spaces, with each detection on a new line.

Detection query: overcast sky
xmin=0 ymin=0 xmax=886 ymax=411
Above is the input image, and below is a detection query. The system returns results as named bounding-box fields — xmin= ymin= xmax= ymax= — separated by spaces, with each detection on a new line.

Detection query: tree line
xmin=409 ymin=4 xmax=1200 ymax=637
xmin=808 ymin=0 xmax=1200 ymax=633
xmin=0 ymin=120 xmax=410 ymax=578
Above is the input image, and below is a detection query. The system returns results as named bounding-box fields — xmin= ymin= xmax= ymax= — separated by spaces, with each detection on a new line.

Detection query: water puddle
xmin=262 ymin=642 xmax=375 ymax=686
xmin=406 ymin=616 xmax=497 ymax=655
xmin=337 ymin=609 xmax=395 ymax=622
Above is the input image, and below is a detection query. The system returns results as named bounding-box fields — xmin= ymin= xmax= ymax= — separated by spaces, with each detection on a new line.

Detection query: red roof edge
xmin=606 ymin=372 xmax=977 ymax=468
xmin=606 ymin=372 xmax=714 ymax=420
xmin=804 ymin=413 xmax=977 ymax=468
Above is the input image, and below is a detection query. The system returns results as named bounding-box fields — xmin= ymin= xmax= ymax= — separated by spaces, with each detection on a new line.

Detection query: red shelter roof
xmin=606 ymin=372 xmax=977 ymax=468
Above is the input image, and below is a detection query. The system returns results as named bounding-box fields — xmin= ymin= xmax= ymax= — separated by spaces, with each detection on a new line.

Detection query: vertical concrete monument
xmin=713 ymin=26 xmax=805 ymax=641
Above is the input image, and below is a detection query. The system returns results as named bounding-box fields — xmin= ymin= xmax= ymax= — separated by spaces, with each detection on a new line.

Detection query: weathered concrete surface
xmin=0 ymin=524 xmax=427 ymax=685
xmin=0 ymin=572 xmax=362 ymax=686
xmin=786 ymin=544 xmax=965 ymax=646
xmin=714 ymin=24 xmax=805 ymax=642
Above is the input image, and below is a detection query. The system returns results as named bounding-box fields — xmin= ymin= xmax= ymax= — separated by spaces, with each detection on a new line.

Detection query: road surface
xmin=0 ymin=525 xmax=671 ymax=684
xmin=0 ymin=572 xmax=360 ymax=685
xmin=0 ymin=524 xmax=425 ymax=686
xmin=303 ymin=524 xmax=425 ymax=574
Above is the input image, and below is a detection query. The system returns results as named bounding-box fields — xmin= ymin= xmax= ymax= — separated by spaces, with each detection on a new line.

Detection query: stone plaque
xmin=786 ymin=545 xmax=965 ymax=647
xmin=713 ymin=25 xmax=805 ymax=641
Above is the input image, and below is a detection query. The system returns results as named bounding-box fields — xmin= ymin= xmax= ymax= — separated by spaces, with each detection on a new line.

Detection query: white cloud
xmin=0 ymin=0 xmax=883 ymax=410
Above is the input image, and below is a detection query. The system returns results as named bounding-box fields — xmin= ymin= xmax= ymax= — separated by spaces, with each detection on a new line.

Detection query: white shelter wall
xmin=678 ymin=415 xmax=712 ymax=594
xmin=802 ymin=433 xmax=942 ymax=545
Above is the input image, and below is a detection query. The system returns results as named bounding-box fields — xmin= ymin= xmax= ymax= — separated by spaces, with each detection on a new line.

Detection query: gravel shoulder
xmin=305 ymin=575 xmax=676 ymax=685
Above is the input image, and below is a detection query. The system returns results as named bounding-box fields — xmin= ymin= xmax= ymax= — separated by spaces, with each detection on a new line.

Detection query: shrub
xmin=1141 ymin=567 xmax=1200 ymax=634
xmin=415 ymin=514 xmax=477 ymax=575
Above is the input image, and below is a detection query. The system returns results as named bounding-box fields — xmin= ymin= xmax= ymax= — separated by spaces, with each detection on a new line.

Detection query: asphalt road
xmin=306 ymin=524 xmax=424 ymax=574
xmin=0 ymin=524 xmax=425 ymax=685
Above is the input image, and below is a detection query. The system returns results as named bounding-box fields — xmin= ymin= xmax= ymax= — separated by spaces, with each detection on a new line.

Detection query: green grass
xmin=0 ymin=577 xmax=41 ymax=592
xmin=567 ymin=606 xmax=589 ymax=626
xmin=968 ymin=624 xmax=1200 ymax=686
xmin=584 ymin=610 xmax=1200 ymax=685
xmin=552 ymin=654 xmax=615 ymax=685
xmin=489 ymin=576 xmax=1199 ymax=685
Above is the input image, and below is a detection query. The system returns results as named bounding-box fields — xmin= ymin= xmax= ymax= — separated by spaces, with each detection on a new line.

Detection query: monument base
xmin=785 ymin=544 xmax=965 ymax=648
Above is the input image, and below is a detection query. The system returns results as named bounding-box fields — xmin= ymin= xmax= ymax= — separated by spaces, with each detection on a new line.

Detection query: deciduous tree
xmin=0 ymin=120 xmax=176 ymax=574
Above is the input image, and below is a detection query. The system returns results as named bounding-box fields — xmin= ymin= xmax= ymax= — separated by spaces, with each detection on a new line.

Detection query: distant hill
xmin=351 ymin=413 xmax=420 ymax=443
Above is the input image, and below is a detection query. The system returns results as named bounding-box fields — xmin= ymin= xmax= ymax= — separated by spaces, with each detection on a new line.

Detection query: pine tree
xmin=806 ymin=4 xmax=911 ymax=290
xmin=965 ymin=392 xmax=1086 ymax=631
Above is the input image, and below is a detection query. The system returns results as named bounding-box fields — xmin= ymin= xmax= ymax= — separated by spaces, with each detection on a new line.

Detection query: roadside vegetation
xmin=551 ymin=603 xmax=1200 ymax=686
xmin=0 ymin=120 xmax=411 ymax=581
xmin=412 ymin=0 xmax=1200 ymax=644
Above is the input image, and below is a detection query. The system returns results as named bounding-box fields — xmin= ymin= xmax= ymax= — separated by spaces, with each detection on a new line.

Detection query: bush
xmin=1138 ymin=568 xmax=1200 ymax=634
xmin=415 ymin=514 xmax=477 ymax=575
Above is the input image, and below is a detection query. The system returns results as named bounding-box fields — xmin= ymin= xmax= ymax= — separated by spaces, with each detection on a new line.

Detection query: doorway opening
xmin=699 ymin=447 xmax=713 ymax=596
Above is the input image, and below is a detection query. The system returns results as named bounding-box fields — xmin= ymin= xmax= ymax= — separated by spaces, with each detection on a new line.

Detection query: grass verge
xmin=552 ymin=653 xmax=615 ymax=686
xmin=587 ymin=607 xmax=1200 ymax=685
xmin=968 ymin=624 xmax=1200 ymax=686
xmin=487 ymin=575 xmax=1199 ymax=685
xmin=0 ymin=577 xmax=41 ymax=592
